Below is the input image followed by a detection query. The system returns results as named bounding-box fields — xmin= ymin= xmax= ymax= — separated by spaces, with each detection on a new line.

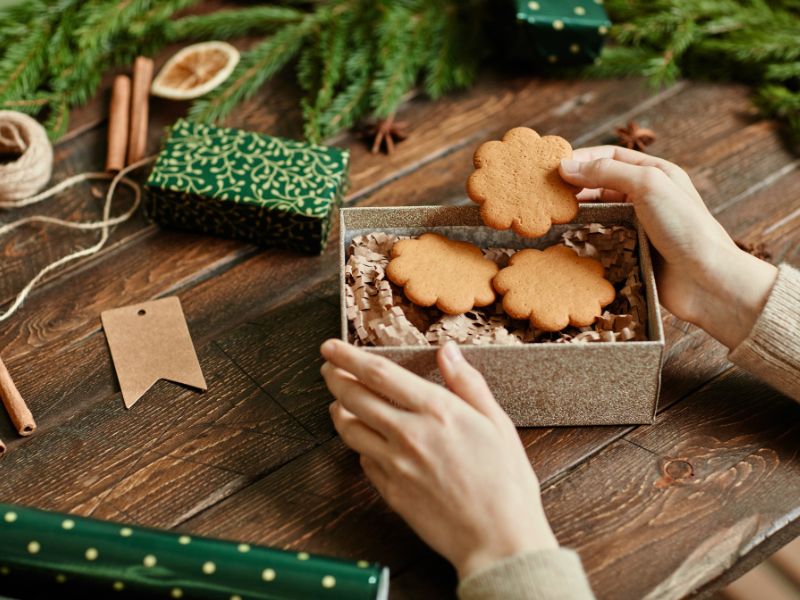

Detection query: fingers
xmin=321 ymin=339 xmax=445 ymax=412
xmin=572 ymin=145 xmax=657 ymax=166
xmin=322 ymin=362 xmax=409 ymax=435
xmin=330 ymin=401 xmax=390 ymax=460
xmin=559 ymin=155 xmax=662 ymax=198
xmin=437 ymin=342 xmax=502 ymax=419
xmin=570 ymin=146 xmax=700 ymax=200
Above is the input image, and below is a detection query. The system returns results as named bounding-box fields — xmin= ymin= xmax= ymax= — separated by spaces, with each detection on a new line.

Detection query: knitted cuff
xmin=729 ymin=263 xmax=800 ymax=402
xmin=457 ymin=548 xmax=595 ymax=600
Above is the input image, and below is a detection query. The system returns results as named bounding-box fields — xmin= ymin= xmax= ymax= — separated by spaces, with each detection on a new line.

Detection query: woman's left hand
xmin=320 ymin=338 xmax=558 ymax=580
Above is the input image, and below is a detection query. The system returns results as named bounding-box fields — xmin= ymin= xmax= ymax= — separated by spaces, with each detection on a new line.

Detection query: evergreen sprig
xmin=8 ymin=0 xmax=797 ymax=145
xmin=595 ymin=0 xmax=800 ymax=142
xmin=0 ymin=0 xmax=484 ymax=142
xmin=186 ymin=0 xmax=483 ymax=142
xmin=188 ymin=14 xmax=320 ymax=124
xmin=165 ymin=5 xmax=305 ymax=40
xmin=0 ymin=0 xmax=203 ymax=138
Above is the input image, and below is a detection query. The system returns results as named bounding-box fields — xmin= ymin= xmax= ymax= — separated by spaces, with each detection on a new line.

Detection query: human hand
xmin=559 ymin=146 xmax=777 ymax=350
xmin=320 ymin=339 xmax=557 ymax=580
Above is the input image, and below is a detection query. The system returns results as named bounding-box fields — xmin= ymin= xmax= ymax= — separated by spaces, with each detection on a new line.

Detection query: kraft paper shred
xmin=346 ymin=225 xmax=648 ymax=346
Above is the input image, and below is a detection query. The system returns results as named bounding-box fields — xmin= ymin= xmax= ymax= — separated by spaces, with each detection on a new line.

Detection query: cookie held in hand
xmin=387 ymin=233 xmax=499 ymax=315
xmin=467 ymin=127 xmax=579 ymax=238
xmin=493 ymin=245 xmax=616 ymax=332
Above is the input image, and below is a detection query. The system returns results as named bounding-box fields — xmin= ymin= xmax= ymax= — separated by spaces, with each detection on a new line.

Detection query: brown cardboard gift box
xmin=339 ymin=204 xmax=665 ymax=427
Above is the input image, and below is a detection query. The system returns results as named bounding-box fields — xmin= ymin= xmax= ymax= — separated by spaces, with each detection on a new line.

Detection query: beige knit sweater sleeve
xmin=457 ymin=264 xmax=799 ymax=600
xmin=729 ymin=263 xmax=800 ymax=401
xmin=457 ymin=548 xmax=595 ymax=600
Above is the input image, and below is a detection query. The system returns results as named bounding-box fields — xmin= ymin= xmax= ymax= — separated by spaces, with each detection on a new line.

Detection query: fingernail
xmin=443 ymin=341 xmax=463 ymax=364
xmin=321 ymin=339 xmax=337 ymax=356
xmin=560 ymin=158 xmax=580 ymax=175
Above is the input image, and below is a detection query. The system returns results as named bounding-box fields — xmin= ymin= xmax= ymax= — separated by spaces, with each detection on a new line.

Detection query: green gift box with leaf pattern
xmin=146 ymin=120 xmax=350 ymax=254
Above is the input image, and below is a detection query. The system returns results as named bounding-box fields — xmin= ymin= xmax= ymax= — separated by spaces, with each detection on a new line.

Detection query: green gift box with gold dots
xmin=0 ymin=503 xmax=388 ymax=599
xmin=506 ymin=0 xmax=611 ymax=65
xmin=145 ymin=120 xmax=350 ymax=255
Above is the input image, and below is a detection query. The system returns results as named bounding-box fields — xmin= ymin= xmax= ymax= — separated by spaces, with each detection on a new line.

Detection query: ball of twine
xmin=0 ymin=110 xmax=54 ymax=202
xmin=0 ymin=109 xmax=153 ymax=322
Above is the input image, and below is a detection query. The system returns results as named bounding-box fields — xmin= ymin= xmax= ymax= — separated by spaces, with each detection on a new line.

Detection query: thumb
xmin=437 ymin=342 xmax=501 ymax=418
xmin=559 ymin=157 xmax=653 ymax=198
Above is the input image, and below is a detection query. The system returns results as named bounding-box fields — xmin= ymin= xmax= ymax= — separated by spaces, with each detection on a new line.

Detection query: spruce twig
xmin=188 ymin=15 xmax=320 ymax=124
xmin=595 ymin=0 xmax=800 ymax=141
xmin=0 ymin=0 xmax=486 ymax=141
xmin=165 ymin=6 xmax=305 ymax=40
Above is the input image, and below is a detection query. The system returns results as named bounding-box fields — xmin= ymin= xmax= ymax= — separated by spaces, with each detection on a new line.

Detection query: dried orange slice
xmin=151 ymin=41 xmax=240 ymax=100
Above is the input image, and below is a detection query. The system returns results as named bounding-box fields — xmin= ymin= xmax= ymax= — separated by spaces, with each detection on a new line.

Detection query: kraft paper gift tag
xmin=101 ymin=297 xmax=207 ymax=408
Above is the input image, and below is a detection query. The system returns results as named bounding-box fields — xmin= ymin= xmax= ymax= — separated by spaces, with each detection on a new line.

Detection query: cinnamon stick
xmin=127 ymin=56 xmax=154 ymax=165
xmin=106 ymin=75 xmax=131 ymax=172
xmin=0 ymin=357 xmax=35 ymax=436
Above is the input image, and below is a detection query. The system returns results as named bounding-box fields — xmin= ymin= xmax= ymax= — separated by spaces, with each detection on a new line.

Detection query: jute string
xmin=0 ymin=110 xmax=154 ymax=322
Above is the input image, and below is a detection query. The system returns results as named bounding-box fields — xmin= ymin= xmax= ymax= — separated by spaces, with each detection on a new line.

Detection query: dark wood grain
xmin=0 ymin=24 xmax=798 ymax=600
xmin=549 ymin=369 xmax=800 ymax=600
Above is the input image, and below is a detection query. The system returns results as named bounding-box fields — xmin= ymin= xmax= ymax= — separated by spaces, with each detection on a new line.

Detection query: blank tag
xmin=101 ymin=297 xmax=207 ymax=409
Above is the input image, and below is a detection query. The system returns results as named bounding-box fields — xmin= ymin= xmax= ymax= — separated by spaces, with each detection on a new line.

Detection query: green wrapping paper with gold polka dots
xmin=506 ymin=0 xmax=611 ymax=65
xmin=145 ymin=119 xmax=350 ymax=255
xmin=0 ymin=504 xmax=388 ymax=600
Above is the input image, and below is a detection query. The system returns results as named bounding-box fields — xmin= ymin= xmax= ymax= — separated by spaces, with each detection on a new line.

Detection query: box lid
xmin=146 ymin=119 xmax=349 ymax=219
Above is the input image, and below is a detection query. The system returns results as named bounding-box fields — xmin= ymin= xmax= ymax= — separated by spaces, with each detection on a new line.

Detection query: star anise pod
xmin=361 ymin=113 xmax=409 ymax=155
xmin=615 ymin=121 xmax=656 ymax=152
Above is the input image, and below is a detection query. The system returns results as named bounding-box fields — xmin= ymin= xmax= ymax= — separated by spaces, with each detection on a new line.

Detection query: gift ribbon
xmin=0 ymin=503 xmax=388 ymax=600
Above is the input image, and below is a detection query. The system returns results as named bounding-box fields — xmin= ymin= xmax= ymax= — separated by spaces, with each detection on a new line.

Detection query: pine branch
xmin=165 ymin=5 xmax=305 ymax=41
xmin=126 ymin=0 xmax=204 ymax=41
xmin=304 ymin=1 xmax=377 ymax=141
xmin=370 ymin=1 xmax=424 ymax=118
xmin=0 ymin=2 xmax=44 ymax=50
xmin=0 ymin=15 xmax=52 ymax=102
xmin=423 ymin=2 xmax=480 ymax=99
xmin=74 ymin=0 xmax=154 ymax=51
xmin=766 ymin=61 xmax=800 ymax=81
xmin=758 ymin=85 xmax=800 ymax=134
xmin=1 ymin=95 xmax=50 ymax=116
xmin=188 ymin=16 xmax=318 ymax=124
xmin=44 ymin=98 xmax=70 ymax=141
xmin=313 ymin=49 xmax=373 ymax=141
xmin=596 ymin=0 xmax=800 ymax=142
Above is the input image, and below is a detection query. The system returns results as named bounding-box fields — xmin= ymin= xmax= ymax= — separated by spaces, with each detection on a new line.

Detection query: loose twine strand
xmin=0 ymin=110 xmax=154 ymax=322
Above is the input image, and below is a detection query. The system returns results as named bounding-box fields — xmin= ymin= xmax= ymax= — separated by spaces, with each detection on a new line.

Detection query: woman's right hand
xmin=559 ymin=146 xmax=777 ymax=350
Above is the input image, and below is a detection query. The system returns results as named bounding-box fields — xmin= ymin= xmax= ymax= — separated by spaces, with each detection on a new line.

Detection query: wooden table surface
xmin=1 ymin=50 xmax=799 ymax=600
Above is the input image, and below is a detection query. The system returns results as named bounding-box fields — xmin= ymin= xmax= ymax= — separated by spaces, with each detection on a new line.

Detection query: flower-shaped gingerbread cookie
xmin=467 ymin=127 xmax=579 ymax=238
xmin=387 ymin=233 xmax=499 ymax=315
xmin=493 ymin=245 xmax=616 ymax=331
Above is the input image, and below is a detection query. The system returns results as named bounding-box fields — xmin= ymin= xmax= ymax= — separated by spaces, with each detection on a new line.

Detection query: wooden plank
xmin=0 ymin=76 xmax=665 ymax=439
xmin=175 ymin=367 xmax=800 ymax=599
xmin=0 ymin=76 xmax=652 ymax=357
xmin=373 ymin=166 xmax=800 ymax=593
xmin=365 ymin=83 xmax=796 ymax=215
xmin=0 ymin=342 xmax=315 ymax=527
xmin=2 ymin=79 xmax=794 ymax=505
xmin=2 ymin=74 xmax=653 ymax=309
xmin=535 ymin=369 xmax=800 ymax=600
xmin=2 ymin=77 xmax=797 ymax=600
xmin=0 ymin=74 xmax=301 ymax=311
